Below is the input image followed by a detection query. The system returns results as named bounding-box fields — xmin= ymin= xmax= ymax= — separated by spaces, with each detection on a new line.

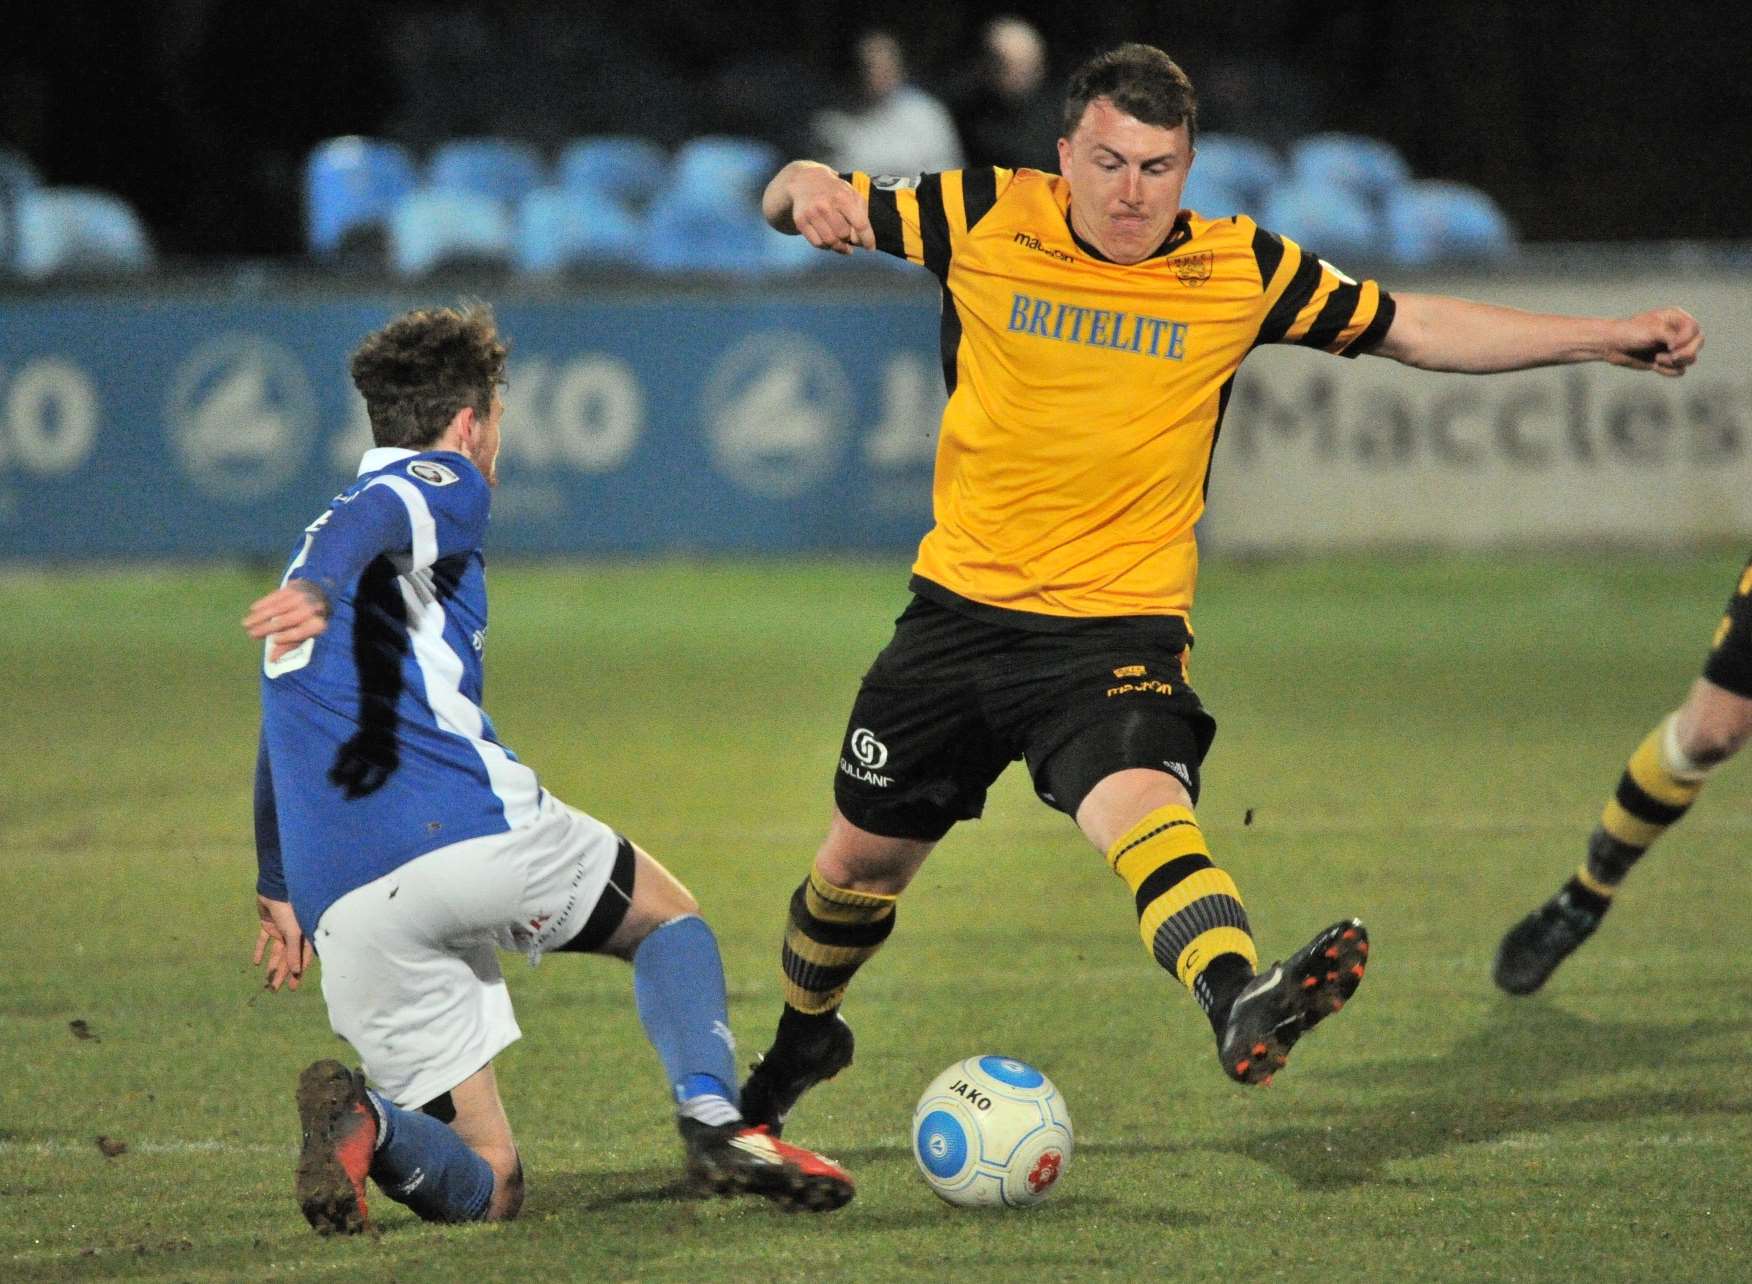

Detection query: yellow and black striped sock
xmin=779 ymin=866 xmax=897 ymax=1018
xmin=1107 ymin=805 xmax=1258 ymax=1029
xmin=1590 ymin=714 xmax=1710 ymax=888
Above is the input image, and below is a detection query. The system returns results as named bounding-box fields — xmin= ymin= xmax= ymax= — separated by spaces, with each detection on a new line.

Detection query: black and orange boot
xmin=1218 ymin=919 xmax=1369 ymax=1085
xmin=679 ymin=1117 xmax=854 ymax=1212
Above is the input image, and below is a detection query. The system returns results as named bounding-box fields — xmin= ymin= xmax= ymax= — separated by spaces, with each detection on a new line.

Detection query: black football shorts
xmin=1702 ymin=549 xmax=1752 ymax=698
xmin=831 ymin=594 xmax=1217 ymax=840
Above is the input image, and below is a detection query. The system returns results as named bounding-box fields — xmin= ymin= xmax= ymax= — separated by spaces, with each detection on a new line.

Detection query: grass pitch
xmin=4 ymin=552 xmax=1750 ymax=1281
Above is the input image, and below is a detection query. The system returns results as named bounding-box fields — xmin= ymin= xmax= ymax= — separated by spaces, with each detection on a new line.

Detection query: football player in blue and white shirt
xmin=245 ymin=305 xmax=852 ymax=1233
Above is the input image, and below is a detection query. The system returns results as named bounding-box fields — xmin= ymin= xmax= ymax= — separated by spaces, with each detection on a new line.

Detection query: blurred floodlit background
xmin=2 ymin=0 xmax=1749 ymax=562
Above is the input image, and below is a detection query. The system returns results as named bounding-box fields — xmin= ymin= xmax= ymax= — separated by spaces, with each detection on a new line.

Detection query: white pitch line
xmin=0 ymin=1140 xmax=292 ymax=1157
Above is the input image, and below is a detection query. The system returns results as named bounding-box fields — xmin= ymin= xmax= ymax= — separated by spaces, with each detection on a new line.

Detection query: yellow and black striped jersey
xmin=846 ymin=166 xmax=1395 ymax=630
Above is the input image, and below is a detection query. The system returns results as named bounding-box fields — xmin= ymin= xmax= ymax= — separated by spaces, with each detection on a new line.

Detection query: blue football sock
xmin=632 ymin=915 xmax=741 ymax=1123
xmin=366 ymin=1089 xmax=496 ymax=1223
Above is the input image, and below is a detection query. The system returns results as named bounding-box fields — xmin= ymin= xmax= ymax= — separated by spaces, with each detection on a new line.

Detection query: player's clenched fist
xmin=762 ymin=161 xmax=875 ymax=255
xmin=1607 ymin=306 xmax=1703 ymax=377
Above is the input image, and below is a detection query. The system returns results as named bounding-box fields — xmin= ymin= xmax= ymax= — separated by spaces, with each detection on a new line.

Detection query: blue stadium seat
xmin=641 ymin=198 xmax=771 ymax=276
xmin=14 ymin=188 xmax=154 ymax=280
xmin=515 ymin=187 xmax=641 ymax=273
xmin=427 ymin=137 xmax=546 ymax=208
xmin=1289 ymin=132 xmax=1411 ymax=205
xmin=1188 ymin=133 xmax=1281 ymax=211
xmin=0 ymin=148 xmax=42 ymax=272
xmin=557 ymin=136 xmax=669 ymax=210
xmin=1385 ymin=180 xmax=1516 ymax=265
xmin=0 ymin=147 xmax=38 ymax=196
xmin=667 ymin=136 xmax=782 ymax=207
xmin=639 ymin=135 xmax=783 ymax=276
xmin=764 ymin=222 xmax=831 ymax=274
xmin=1179 ymin=172 xmax=1246 ymax=221
xmin=1259 ymin=179 xmax=1383 ymax=261
xmin=304 ymin=136 xmax=418 ymax=258
xmin=389 ymin=190 xmax=514 ymax=276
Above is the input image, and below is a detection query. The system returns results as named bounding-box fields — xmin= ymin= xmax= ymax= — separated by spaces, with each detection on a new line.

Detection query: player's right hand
xmin=789 ymin=167 xmax=876 ymax=256
xmin=1607 ymin=306 xmax=1703 ymax=376
xmin=244 ymin=580 xmax=332 ymax=662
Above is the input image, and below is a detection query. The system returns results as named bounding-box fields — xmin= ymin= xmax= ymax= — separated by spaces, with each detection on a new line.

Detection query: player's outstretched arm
xmin=243 ymin=580 xmax=332 ymax=663
xmin=762 ymin=160 xmax=876 ymax=255
xmin=1373 ymin=293 xmax=1703 ymax=377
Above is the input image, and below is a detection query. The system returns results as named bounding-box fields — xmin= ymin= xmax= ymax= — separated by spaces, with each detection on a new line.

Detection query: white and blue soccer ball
xmin=911 ymin=1055 xmax=1073 ymax=1208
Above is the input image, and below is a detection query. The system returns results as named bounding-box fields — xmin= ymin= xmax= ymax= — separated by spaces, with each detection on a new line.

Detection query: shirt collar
xmin=1062 ymin=203 xmax=1194 ymax=263
xmin=357 ymin=446 xmax=418 ymax=476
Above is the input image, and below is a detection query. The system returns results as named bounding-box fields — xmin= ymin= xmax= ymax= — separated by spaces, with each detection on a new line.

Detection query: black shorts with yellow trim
xmin=1702 ymin=548 xmax=1752 ymax=698
xmin=832 ymin=587 xmax=1217 ymax=841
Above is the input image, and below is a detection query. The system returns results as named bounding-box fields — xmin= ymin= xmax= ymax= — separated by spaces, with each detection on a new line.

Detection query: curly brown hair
xmin=1062 ymin=43 xmax=1198 ymax=146
xmin=349 ymin=303 xmax=508 ymax=450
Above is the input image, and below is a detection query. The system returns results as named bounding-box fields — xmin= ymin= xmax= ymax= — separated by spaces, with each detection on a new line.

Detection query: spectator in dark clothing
xmin=950 ymin=16 xmax=1061 ymax=172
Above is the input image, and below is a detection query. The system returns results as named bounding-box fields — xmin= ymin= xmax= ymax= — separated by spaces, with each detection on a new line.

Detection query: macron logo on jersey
xmin=1006 ymin=291 xmax=1189 ymax=361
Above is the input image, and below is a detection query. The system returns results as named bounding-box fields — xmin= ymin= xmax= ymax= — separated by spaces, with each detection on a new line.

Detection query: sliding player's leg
xmin=300 ymin=834 xmax=536 ymax=1233
xmin=572 ymin=837 xmax=854 ymax=1210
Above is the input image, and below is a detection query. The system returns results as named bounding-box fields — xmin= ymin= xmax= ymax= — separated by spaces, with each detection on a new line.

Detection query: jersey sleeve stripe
xmin=897 ymin=186 xmax=926 ymax=264
xmin=915 ymin=172 xmax=952 ymax=278
xmin=1294 ymin=280 xmax=1363 ymax=351
xmin=1249 ymin=224 xmax=1287 ymax=292
xmin=365 ymin=475 xmax=436 ymax=570
xmin=961 ymin=166 xmax=999 ymax=231
xmin=940 ymin=169 xmax=967 ymax=241
xmin=1254 ymin=249 xmax=1323 ymax=347
xmin=1339 ymin=286 xmax=1397 ymax=357
xmin=865 ymin=184 xmax=907 ymax=259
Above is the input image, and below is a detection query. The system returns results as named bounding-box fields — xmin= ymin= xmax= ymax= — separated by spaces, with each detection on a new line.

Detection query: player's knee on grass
xmin=484 ymin=1151 xmax=524 ymax=1221
xmin=402 ymin=1093 xmax=518 ymax=1219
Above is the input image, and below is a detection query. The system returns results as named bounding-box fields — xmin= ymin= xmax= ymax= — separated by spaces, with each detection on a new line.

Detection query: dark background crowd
xmin=4 ymin=0 xmax=1745 ymax=260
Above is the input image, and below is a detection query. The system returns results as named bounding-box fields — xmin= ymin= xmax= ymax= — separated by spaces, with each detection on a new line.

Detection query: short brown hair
xmin=349 ymin=303 xmax=507 ymax=450
xmin=1062 ymin=43 xmax=1198 ymax=145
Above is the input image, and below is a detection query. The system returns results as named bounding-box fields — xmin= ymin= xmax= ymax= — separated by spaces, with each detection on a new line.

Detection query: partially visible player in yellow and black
xmin=1496 ymin=556 xmax=1752 ymax=995
xmin=741 ymin=42 xmax=1705 ymax=1130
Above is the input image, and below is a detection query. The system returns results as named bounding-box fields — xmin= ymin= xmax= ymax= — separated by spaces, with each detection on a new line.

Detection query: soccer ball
xmin=911 ymin=1055 xmax=1073 ymax=1208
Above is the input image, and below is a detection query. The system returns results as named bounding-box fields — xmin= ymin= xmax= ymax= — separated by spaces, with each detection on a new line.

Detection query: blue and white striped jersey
xmin=254 ymin=446 xmax=541 ymax=937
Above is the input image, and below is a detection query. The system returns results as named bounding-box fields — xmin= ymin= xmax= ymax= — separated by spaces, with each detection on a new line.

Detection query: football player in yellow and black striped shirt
xmin=1496 ymin=555 xmax=1752 ymax=995
xmin=739 ymin=42 xmax=1704 ymax=1127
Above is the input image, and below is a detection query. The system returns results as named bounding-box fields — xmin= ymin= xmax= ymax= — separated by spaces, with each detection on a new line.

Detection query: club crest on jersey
xmin=871 ymin=174 xmax=919 ymax=191
xmin=1170 ymin=251 xmax=1214 ymax=286
xmin=408 ymin=460 xmax=459 ymax=486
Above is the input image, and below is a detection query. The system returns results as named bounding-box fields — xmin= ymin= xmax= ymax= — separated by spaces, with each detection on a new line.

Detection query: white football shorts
xmin=315 ymin=790 xmax=626 ymax=1108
